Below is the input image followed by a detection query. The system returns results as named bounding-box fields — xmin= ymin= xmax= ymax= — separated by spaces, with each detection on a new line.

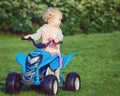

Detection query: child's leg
xmin=55 ymin=68 xmax=60 ymax=83
xmin=59 ymin=56 xmax=62 ymax=68
xmin=50 ymin=52 xmax=62 ymax=83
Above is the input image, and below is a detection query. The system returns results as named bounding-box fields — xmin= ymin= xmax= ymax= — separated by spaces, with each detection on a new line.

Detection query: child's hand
xmin=24 ymin=35 xmax=31 ymax=39
xmin=54 ymin=38 xmax=60 ymax=43
xmin=53 ymin=38 xmax=61 ymax=45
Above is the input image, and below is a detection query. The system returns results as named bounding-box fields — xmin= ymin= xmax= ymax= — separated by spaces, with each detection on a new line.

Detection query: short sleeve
xmin=31 ymin=27 xmax=43 ymax=41
xmin=56 ymin=29 xmax=63 ymax=41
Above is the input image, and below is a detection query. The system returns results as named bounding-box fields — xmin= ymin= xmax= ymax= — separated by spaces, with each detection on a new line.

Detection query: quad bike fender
xmin=36 ymin=54 xmax=59 ymax=71
xmin=16 ymin=52 xmax=26 ymax=72
xmin=61 ymin=52 xmax=78 ymax=69
xmin=50 ymin=52 xmax=78 ymax=70
xmin=50 ymin=56 xmax=60 ymax=70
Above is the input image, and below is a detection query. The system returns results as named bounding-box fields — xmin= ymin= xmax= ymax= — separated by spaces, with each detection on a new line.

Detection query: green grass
xmin=0 ymin=32 xmax=120 ymax=96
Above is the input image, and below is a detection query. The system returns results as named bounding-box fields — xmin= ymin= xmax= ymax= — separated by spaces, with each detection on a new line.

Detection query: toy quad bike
xmin=5 ymin=37 xmax=81 ymax=95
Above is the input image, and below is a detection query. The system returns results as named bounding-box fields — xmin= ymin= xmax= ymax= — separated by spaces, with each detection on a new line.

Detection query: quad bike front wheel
xmin=43 ymin=74 xmax=58 ymax=95
xmin=5 ymin=72 xmax=22 ymax=94
xmin=65 ymin=72 xmax=81 ymax=91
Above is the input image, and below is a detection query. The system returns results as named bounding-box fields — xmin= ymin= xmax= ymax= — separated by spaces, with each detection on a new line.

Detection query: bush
xmin=0 ymin=0 xmax=46 ymax=34
xmin=0 ymin=0 xmax=120 ymax=35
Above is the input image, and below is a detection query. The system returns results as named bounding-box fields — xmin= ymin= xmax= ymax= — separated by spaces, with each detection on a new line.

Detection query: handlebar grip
xmin=21 ymin=37 xmax=26 ymax=40
xmin=59 ymin=41 xmax=63 ymax=44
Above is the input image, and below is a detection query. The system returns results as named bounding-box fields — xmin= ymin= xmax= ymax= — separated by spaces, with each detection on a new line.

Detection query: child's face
xmin=54 ymin=16 xmax=61 ymax=27
xmin=50 ymin=16 xmax=62 ymax=28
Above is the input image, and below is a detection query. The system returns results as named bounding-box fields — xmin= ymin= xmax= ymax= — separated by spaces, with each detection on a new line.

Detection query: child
xmin=24 ymin=7 xmax=63 ymax=84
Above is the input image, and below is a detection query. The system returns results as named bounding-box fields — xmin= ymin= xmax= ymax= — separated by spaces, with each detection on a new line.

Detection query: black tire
xmin=5 ymin=72 xmax=22 ymax=94
xmin=65 ymin=72 xmax=81 ymax=91
xmin=43 ymin=75 xmax=58 ymax=95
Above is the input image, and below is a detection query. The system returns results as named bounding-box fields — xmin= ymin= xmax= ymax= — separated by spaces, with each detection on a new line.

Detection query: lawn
xmin=0 ymin=32 xmax=120 ymax=96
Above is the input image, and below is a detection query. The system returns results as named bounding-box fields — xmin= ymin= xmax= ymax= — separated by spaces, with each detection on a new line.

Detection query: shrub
xmin=0 ymin=0 xmax=120 ymax=35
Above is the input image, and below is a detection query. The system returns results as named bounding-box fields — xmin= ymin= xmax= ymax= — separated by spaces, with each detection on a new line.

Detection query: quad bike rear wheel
xmin=65 ymin=72 xmax=81 ymax=91
xmin=5 ymin=72 xmax=22 ymax=94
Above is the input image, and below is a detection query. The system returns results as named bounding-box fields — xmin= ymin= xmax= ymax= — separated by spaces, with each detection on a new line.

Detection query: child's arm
xmin=24 ymin=35 xmax=32 ymax=39
xmin=30 ymin=27 xmax=43 ymax=41
xmin=54 ymin=29 xmax=63 ymax=45
xmin=24 ymin=27 xmax=43 ymax=41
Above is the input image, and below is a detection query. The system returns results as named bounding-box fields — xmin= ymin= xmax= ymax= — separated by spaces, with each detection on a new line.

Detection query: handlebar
xmin=21 ymin=37 xmax=62 ymax=49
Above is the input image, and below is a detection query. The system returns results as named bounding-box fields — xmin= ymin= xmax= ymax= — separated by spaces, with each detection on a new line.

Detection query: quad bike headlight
xmin=28 ymin=56 xmax=40 ymax=64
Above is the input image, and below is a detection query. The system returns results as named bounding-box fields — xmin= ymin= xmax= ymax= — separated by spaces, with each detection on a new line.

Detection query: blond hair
xmin=43 ymin=7 xmax=62 ymax=22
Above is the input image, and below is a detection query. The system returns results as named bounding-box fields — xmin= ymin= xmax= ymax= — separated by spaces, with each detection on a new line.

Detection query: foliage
xmin=0 ymin=0 xmax=47 ymax=33
xmin=0 ymin=0 xmax=120 ymax=35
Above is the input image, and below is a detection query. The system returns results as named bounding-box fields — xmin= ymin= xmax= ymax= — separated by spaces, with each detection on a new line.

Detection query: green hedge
xmin=0 ymin=0 xmax=120 ymax=35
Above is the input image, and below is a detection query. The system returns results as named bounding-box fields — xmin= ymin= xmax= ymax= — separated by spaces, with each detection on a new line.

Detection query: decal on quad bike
xmin=26 ymin=53 xmax=43 ymax=72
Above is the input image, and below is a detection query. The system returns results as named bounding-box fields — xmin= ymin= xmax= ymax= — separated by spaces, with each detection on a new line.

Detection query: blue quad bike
xmin=5 ymin=37 xmax=81 ymax=95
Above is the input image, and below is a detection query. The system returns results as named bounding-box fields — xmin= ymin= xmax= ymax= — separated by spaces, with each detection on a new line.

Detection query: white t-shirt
xmin=31 ymin=24 xmax=63 ymax=54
